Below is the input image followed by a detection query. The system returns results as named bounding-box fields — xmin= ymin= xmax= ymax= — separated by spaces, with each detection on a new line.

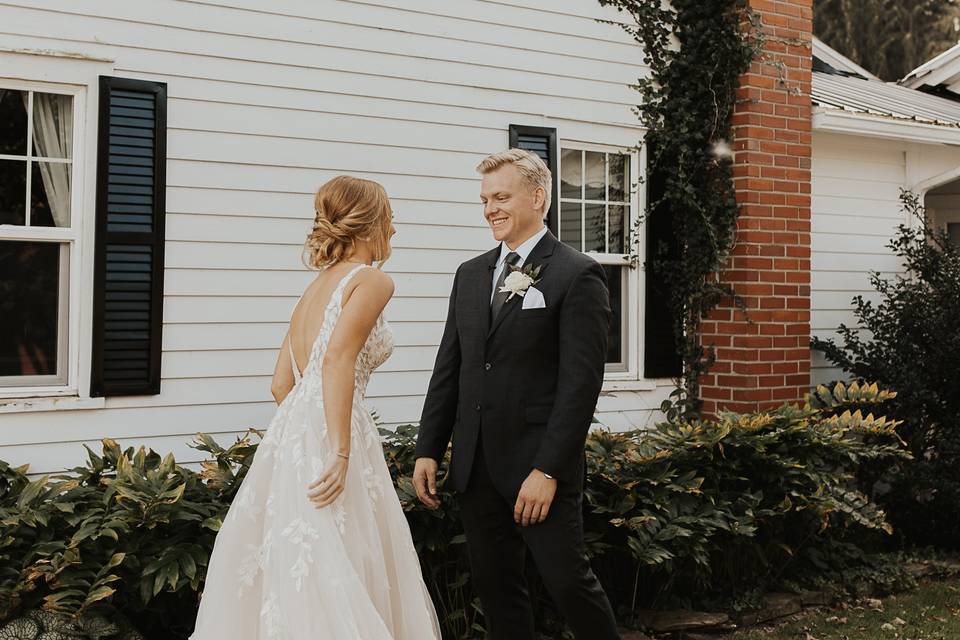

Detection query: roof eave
xmin=812 ymin=107 xmax=960 ymax=145
xmin=902 ymin=42 xmax=960 ymax=87
xmin=812 ymin=37 xmax=879 ymax=80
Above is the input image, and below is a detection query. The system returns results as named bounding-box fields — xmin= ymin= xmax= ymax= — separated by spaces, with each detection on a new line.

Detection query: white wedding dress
xmin=191 ymin=264 xmax=442 ymax=640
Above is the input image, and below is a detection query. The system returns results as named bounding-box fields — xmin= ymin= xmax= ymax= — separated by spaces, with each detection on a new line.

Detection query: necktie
xmin=490 ymin=251 xmax=521 ymax=321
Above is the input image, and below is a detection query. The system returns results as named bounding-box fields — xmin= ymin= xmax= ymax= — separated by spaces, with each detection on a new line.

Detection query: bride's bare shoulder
xmin=356 ymin=267 xmax=394 ymax=292
xmin=343 ymin=267 xmax=394 ymax=306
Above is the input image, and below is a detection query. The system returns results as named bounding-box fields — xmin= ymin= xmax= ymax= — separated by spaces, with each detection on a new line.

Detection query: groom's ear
xmin=533 ymin=186 xmax=546 ymax=214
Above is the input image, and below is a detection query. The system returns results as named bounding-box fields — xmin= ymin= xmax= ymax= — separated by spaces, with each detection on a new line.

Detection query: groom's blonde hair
xmin=476 ymin=149 xmax=552 ymax=215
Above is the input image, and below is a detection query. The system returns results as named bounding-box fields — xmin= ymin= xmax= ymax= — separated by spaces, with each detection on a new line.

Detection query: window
xmin=0 ymin=85 xmax=78 ymax=390
xmin=948 ymin=222 xmax=960 ymax=245
xmin=558 ymin=146 xmax=638 ymax=374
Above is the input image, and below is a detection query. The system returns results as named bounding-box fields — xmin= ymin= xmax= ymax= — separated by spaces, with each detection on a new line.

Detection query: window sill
xmin=601 ymin=378 xmax=662 ymax=393
xmin=0 ymin=395 xmax=105 ymax=414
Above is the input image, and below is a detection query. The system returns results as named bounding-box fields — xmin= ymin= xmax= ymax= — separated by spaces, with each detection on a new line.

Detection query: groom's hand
xmin=514 ymin=469 xmax=558 ymax=527
xmin=413 ymin=457 xmax=441 ymax=509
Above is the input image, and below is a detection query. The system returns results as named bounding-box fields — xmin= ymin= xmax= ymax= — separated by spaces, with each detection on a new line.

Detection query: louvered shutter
xmin=643 ymin=140 xmax=683 ymax=378
xmin=508 ymin=124 xmax=559 ymax=232
xmin=90 ymin=77 xmax=167 ymax=397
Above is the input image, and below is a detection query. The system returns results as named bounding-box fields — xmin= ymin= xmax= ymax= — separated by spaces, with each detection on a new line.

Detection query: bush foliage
xmin=0 ymin=383 xmax=907 ymax=639
xmin=812 ymin=191 xmax=960 ymax=549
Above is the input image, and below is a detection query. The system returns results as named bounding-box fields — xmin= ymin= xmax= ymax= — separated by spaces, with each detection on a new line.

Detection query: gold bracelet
xmin=336 ymin=452 xmax=350 ymax=460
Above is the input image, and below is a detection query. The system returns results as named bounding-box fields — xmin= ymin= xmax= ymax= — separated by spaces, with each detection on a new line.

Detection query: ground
xmin=728 ymin=578 xmax=960 ymax=640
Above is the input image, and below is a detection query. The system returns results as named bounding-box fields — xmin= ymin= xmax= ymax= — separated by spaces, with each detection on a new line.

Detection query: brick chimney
xmin=699 ymin=0 xmax=813 ymax=416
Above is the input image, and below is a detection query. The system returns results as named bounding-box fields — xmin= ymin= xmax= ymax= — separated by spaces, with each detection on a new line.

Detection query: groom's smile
xmin=480 ymin=164 xmax=547 ymax=249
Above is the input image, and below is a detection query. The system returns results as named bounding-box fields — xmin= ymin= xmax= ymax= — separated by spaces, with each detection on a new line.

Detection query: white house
xmin=0 ymin=0 xmax=679 ymax=474
xmin=2 ymin=1 xmax=960 ymax=474
xmin=810 ymin=36 xmax=960 ymax=382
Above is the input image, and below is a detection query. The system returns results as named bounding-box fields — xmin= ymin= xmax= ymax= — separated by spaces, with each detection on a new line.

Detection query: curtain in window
xmin=26 ymin=92 xmax=71 ymax=227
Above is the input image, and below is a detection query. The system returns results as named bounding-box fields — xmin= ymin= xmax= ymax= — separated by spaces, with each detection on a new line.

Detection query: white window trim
xmin=0 ymin=50 xmax=114 ymax=406
xmin=558 ymin=140 xmax=646 ymax=382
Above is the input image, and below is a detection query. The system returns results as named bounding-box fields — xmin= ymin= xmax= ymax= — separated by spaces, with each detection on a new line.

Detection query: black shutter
xmin=90 ymin=77 xmax=167 ymax=397
xmin=644 ymin=140 xmax=683 ymax=378
xmin=508 ymin=124 xmax=558 ymax=233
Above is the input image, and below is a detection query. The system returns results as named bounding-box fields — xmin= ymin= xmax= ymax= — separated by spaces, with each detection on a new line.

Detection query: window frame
xmin=0 ymin=52 xmax=113 ymax=403
xmin=557 ymin=140 xmax=646 ymax=380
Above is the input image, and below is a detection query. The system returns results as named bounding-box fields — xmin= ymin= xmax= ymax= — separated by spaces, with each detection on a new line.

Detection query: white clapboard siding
xmin=165 ymin=216 xmax=493 ymax=253
xmin=0 ymin=0 xmax=660 ymax=472
xmin=810 ymin=131 xmax=960 ymax=384
xmin=164 ymin=267 xmax=456 ymax=298
xmin=811 ymin=133 xmax=908 ymax=383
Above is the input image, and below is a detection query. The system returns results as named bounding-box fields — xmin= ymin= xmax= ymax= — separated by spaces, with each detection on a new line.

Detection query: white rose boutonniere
xmin=499 ymin=263 xmax=544 ymax=301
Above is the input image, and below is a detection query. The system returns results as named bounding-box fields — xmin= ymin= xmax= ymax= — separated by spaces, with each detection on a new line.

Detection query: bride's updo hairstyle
xmin=304 ymin=175 xmax=393 ymax=269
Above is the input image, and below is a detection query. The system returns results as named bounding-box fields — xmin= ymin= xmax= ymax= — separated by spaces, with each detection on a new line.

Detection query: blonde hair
xmin=304 ymin=175 xmax=393 ymax=269
xmin=476 ymin=148 xmax=552 ymax=214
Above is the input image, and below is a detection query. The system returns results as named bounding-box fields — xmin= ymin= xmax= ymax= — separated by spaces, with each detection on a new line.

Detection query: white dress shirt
xmin=490 ymin=225 xmax=549 ymax=302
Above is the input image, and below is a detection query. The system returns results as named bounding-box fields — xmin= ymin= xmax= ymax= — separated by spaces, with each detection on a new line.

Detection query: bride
xmin=191 ymin=176 xmax=442 ymax=639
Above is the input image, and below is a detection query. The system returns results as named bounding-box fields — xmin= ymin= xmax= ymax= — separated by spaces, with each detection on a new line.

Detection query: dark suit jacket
xmin=415 ymin=230 xmax=612 ymax=498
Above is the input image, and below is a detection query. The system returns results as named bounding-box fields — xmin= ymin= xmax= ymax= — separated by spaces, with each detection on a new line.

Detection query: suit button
xmin=484 ymin=362 xmax=492 ymax=371
xmin=475 ymin=402 xmax=481 ymax=412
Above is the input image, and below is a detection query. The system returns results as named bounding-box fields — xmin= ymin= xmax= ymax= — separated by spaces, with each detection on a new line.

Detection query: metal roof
xmin=812 ymin=70 xmax=960 ymax=128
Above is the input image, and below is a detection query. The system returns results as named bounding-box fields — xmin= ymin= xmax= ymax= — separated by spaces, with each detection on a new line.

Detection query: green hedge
xmin=0 ymin=382 xmax=907 ymax=639
xmin=813 ymin=190 xmax=960 ymax=550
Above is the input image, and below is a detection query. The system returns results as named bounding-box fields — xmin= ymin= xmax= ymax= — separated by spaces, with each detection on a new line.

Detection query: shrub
xmin=0 ymin=435 xmax=255 ymax=639
xmin=586 ymin=382 xmax=908 ymax=614
xmin=812 ymin=190 xmax=960 ymax=549
xmin=0 ymin=383 xmax=907 ymax=639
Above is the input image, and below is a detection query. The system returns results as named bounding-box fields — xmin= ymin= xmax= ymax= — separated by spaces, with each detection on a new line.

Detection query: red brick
xmin=759 ymin=140 xmax=789 ymax=154
xmin=758 ymin=192 xmax=787 ymax=205
xmin=739 ymin=230 xmax=775 ymax=243
xmin=722 ymin=269 xmax=760 ymax=282
xmin=759 ymin=374 xmax=787 ymax=387
xmin=710 ymin=361 xmax=732 ymax=374
xmin=774 ymin=258 xmax=801 ymax=270
xmin=759 ymin=322 xmax=786 ymax=335
xmin=718 ymin=374 xmax=759 ymax=388
xmin=774 ymin=104 xmax=801 ymax=118
xmin=775 ymin=129 xmax=802 ymax=143
xmin=732 ymin=361 xmax=773 ymax=375
xmin=771 ymin=386 xmax=804 ymax=401
xmin=773 ymin=179 xmax=800 ymax=192
xmin=716 ymin=321 xmax=757 ymax=334
xmin=757 ymin=270 xmax=787 ymax=282
xmin=733 ymin=335 xmax=773 ymax=348
xmin=704 ymin=0 xmax=811 ymax=412
xmin=772 ymin=336 xmax=801 ymax=348
xmin=732 ymin=243 xmax=760 ymax=257
xmin=739 ymin=388 xmax=774 ymax=401
xmin=736 ymin=257 xmax=774 ymax=270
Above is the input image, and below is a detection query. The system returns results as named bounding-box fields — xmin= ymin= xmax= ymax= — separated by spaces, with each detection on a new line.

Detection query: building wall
xmin=810 ymin=131 xmax=960 ymax=384
xmin=701 ymin=0 xmax=814 ymax=415
xmin=0 ymin=0 xmax=671 ymax=473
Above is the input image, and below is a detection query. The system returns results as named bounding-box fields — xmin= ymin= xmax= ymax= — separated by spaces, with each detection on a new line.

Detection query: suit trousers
xmin=458 ymin=445 xmax=620 ymax=640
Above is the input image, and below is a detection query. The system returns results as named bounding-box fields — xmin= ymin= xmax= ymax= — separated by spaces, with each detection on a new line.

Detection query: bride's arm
xmin=270 ymin=332 xmax=296 ymax=405
xmin=307 ymin=268 xmax=395 ymax=508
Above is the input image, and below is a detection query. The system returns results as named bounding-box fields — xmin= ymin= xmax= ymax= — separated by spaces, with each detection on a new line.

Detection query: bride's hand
xmin=307 ymin=456 xmax=349 ymax=508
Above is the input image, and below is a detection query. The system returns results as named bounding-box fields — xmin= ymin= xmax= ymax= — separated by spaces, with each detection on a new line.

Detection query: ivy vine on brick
xmin=599 ymin=0 xmax=760 ymax=416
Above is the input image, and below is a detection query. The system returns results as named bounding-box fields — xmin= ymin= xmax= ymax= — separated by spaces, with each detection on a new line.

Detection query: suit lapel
xmin=476 ymin=246 xmax=500 ymax=338
xmin=487 ymin=230 xmax=557 ymax=340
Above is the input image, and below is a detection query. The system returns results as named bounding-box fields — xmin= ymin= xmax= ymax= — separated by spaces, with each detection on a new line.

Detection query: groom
xmin=413 ymin=149 xmax=620 ymax=640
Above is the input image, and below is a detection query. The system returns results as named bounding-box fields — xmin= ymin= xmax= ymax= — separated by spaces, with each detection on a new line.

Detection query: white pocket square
xmin=521 ymin=286 xmax=546 ymax=310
